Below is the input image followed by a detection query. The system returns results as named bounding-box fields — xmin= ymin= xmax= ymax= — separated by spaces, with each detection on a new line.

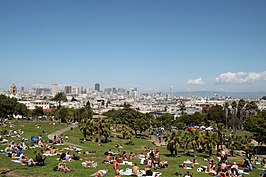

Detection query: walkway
xmin=47 ymin=123 xmax=87 ymax=149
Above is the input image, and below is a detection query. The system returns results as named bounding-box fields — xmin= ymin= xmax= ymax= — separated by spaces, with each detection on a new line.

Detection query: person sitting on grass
xmin=145 ymin=166 xmax=153 ymax=176
xmin=132 ymin=163 xmax=140 ymax=176
xmin=35 ymin=152 xmax=46 ymax=165
xmin=57 ymin=163 xmax=73 ymax=172
xmin=50 ymin=147 xmax=57 ymax=155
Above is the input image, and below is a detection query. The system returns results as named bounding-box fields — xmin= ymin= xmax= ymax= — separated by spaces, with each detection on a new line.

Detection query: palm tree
xmin=203 ymin=131 xmax=218 ymax=157
xmin=225 ymin=135 xmax=238 ymax=157
xmin=239 ymin=135 xmax=254 ymax=160
xmin=79 ymin=118 xmax=94 ymax=139
xmin=237 ymin=99 xmax=246 ymax=129
xmin=186 ymin=130 xmax=201 ymax=157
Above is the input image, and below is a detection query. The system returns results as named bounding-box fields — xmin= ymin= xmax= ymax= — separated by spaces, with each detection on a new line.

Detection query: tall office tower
xmin=112 ymin=87 xmax=117 ymax=94
xmin=21 ymin=86 xmax=24 ymax=92
xmin=170 ymin=85 xmax=173 ymax=98
xmin=72 ymin=86 xmax=78 ymax=95
xmin=51 ymin=84 xmax=59 ymax=96
xmin=95 ymin=83 xmax=100 ymax=92
xmin=10 ymin=84 xmax=17 ymax=95
xmin=64 ymin=86 xmax=72 ymax=94
xmin=80 ymin=86 xmax=84 ymax=94
xmin=132 ymin=88 xmax=138 ymax=100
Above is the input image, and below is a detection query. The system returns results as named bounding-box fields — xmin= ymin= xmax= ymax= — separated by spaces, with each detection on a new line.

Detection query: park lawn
xmin=0 ymin=121 xmax=264 ymax=177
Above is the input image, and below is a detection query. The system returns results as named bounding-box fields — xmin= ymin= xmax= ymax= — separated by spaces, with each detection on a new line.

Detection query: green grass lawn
xmin=0 ymin=120 xmax=264 ymax=177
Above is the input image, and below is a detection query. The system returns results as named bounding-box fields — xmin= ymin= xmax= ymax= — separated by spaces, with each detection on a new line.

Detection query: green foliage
xmin=104 ymin=107 xmax=150 ymax=136
xmin=79 ymin=118 xmax=95 ymax=138
xmin=178 ymin=112 xmax=204 ymax=126
xmin=32 ymin=106 xmax=44 ymax=117
xmin=0 ymin=120 xmax=263 ymax=177
xmin=206 ymin=105 xmax=226 ymax=126
xmin=0 ymin=94 xmax=29 ymax=118
xmin=156 ymin=113 xmax=174 ymax=130
xmin=244 ymin=111 xmax=266 ymax=144
xmin=52 ymin=92 xmax=67 ymax=107
xmin=55 ymin=107 xmax=72 ymax=123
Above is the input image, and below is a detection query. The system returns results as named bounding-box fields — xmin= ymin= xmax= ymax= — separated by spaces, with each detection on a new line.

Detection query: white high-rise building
xmin=51 ymin=84 xmax=59 ymax=96
xmin=170 ymin=85 xmax=173 ymax=98
xmin=72 ymin=86 xmax=78 ymax=95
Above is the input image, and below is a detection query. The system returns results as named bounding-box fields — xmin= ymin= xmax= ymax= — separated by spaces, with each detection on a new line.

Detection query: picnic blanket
xmin=91 ymin=169 xmax=108 ymax=176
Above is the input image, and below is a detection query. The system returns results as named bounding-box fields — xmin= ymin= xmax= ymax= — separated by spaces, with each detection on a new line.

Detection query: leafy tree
xmin=52 ymin=92 xmax=67 ymax=108
xmin=245 ymin=101 xmax=258 ymax=117
xmin=167 ymin=131 xmax=178 ymax=156
xmin=14 ymin=102 xmax=28 ymax=117
xmin=206 ymin=105 xmax=226 ymax=126
xmin=120 ymin=124 xmax=134 ymax=140
xmin=157 ymin=113 xmax=174 ymax=130
xmin=32 ymin=106 xmax=44 ymax=118
xmin=99 ymin=118 xmax=111 ymax=143
xmin=244 ymin=111 xmax=266 ymax=145
xmin=0 ymin=94 xmax=29 ymax=118
xmin=105 ymin=107 xmax=149 ymax=137
xmin=178 ymin=112 xmax=204 ymax=126
xmin=55 ymin=107 xmax=71 ymax=123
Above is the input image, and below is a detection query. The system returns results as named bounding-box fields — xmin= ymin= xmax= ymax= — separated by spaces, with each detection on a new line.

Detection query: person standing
xmin=113 ymin=159 xmax=119 ymax=173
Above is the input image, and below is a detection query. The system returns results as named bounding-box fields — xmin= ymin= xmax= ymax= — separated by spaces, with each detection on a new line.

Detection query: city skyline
xmin=0 ymin=1 xmax=266 ymax=92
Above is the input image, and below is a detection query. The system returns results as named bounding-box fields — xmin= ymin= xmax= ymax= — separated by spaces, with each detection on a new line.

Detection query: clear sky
xmin=0 ymin=0 xmax=265 ymax=92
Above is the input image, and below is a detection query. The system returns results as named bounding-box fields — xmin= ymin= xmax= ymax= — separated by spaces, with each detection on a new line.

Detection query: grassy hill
xmin=0 ymin=120 xmax=264 ymax=177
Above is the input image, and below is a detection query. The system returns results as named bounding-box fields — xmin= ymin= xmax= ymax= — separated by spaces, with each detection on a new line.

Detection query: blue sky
xmin=0 ymin=0 xmax=266 ymax=92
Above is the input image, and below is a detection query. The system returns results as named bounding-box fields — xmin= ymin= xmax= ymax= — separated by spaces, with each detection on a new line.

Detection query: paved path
xmin=47 ymin=124 xmax=87 ymax=149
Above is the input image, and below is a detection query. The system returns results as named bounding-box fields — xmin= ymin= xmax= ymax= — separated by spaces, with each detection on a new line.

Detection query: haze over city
xmin=0 ymin=1 xmax=266 ymax=92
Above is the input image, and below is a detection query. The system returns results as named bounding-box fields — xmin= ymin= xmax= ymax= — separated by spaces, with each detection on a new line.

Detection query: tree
xmin=245 ymin=101 xmax=258 ymax=118
xmin=237 ymin=99 xmax=246 ymax=129
xmin=32 ymin=106 xmax=44 ymax=118
xmin=0 ymin=94 xmax=29 ymax=118
xmin=204 ymin=132 xmax=218 ymax=157
xmin=244 ymin=111 xmax=266 ymax=145
xmin=167 ymin=131 xmax=178 ymax=156
xmin=225 ymin=135 xmax=239 ymax=157
xmin=120 ymin=124 xmax=134 ymax=140
xmin=156 ymin=113 xmax=175 ymax=130
xmin=52 ymin=92 xmax=67 ymax=108
xmin=55 ymin=107 xmax=71 ymax=123
xmin=206 ymin=105 xmax=226 ymax=126
xmin=99 ymin=118 xmax=111 ymax=143
xmin=79 ymin=118 xmax=94 ymax=139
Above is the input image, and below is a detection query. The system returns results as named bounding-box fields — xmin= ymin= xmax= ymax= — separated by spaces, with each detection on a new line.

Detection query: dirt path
xmin=47 ymin=124 xmax=87 ymax=149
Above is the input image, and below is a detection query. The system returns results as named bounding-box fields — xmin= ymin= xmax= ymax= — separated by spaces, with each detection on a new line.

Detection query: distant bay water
xmin=173 ymin=91 xmax=266 ymax=99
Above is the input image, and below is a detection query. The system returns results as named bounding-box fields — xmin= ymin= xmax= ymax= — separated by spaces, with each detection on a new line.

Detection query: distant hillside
xmin=174 ymin=91 xmax=266 ymax=99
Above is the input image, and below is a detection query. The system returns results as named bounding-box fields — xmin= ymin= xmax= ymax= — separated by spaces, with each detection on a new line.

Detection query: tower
xmin=51 ymin=84 xmax=59 ymax=96
xmin=10 ymin=84 xmax=17 ymax=95
xmin=95 ymin=83 xmax=100 ymax=92
xmin=170 ymin=85 xmax=173 ymax=99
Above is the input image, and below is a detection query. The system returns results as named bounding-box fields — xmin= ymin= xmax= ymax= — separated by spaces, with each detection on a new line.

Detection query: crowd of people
xmin=1 ymin=122 xmax=266 ymax=177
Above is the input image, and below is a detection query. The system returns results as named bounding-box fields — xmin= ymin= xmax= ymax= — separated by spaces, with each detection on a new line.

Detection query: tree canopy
xmin=0 ymin=94 xmax=28 ymax=118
